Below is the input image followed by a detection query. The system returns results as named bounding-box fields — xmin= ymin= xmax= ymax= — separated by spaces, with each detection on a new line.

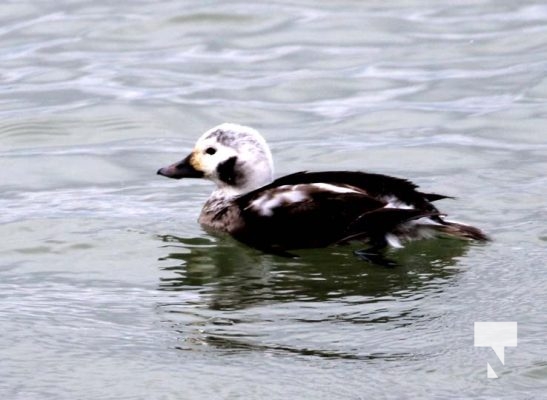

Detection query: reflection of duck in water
xmin=158 ymin=123 xmax=488 ymax=264
xmin=158 ymin=234 xmax=470 ymax=307
xmin=157 ymin=234 xmax=473 ymax=359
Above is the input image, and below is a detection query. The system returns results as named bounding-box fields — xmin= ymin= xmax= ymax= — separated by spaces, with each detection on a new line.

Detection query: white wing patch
xmin=309 ymin=183 xmax=361 ymax=194
xmin=248 ymin=182 xmax=360 ymax=217
xmin=249 ymin=187 xmax=308 ymax=217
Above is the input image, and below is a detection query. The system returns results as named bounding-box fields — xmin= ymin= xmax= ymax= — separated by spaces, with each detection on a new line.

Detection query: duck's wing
xmin=242 ymin=171 xmax=451 ymax=212
xmin=231 ymin=181 xmax=434 ymax=252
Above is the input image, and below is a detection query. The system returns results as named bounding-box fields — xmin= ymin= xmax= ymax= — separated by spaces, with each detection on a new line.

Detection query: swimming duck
xmin=157 ymin=123 xmax=488 ymax=263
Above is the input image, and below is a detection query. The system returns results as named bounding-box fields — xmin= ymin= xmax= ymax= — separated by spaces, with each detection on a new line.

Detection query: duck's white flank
xmin=382 ymin=195 xmax=414 ymax=210
xmin=385 ymin=233 xmax=403 ymax=248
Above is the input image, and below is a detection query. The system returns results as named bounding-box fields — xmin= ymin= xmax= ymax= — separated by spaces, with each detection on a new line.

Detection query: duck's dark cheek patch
xmin=217 ymin=156 xmax=240 ymax=185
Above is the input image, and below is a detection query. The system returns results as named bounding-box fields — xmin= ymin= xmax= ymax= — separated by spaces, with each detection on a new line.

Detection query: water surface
xmin=1 ymin=1 xmax=547 ymax=399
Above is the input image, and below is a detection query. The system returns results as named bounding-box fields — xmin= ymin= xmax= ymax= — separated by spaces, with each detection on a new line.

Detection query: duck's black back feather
xmin=229 ymin=172 xmax=446 ymax=252
xmin=232 ymin=190 xmax=390 ymax=251
xmin=237 ymin=171 xmax=447 ymax=213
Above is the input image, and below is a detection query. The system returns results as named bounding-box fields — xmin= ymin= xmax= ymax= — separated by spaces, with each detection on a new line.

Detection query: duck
xmin=157 ymin=123 xmax=488 ymax=264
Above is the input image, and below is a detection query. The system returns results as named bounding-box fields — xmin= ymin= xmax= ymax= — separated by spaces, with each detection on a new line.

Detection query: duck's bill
xmin=157 ymin=154 xmax=204 ymax=179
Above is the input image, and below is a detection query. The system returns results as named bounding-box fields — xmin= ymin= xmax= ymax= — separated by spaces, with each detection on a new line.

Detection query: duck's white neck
xmin=201 ymin=170 xmax=273 ymax=221
xmin=210 ymin=186 xmax=247 ymax=200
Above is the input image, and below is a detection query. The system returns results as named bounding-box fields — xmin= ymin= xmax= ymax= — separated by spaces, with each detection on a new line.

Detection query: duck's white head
xmin=158 ymin=123 xmax=274 ymax=197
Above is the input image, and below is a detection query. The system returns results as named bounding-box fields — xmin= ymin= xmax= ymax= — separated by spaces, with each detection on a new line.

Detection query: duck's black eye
xmin=205 ymin=147 xmax=216 ymax=155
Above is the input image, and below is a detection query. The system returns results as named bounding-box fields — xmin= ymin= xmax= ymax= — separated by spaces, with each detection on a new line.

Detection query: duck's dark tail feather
xmin=436 ymin=220 xmax=490 ymax=241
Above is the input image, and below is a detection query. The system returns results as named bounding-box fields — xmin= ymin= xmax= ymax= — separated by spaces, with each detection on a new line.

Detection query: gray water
xmin=1 ymin=1 xmax=547 ymax=399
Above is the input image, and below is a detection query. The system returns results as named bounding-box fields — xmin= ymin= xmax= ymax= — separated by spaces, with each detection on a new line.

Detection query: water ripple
xmin=2 ymin=1 xmax=547 ymax=398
